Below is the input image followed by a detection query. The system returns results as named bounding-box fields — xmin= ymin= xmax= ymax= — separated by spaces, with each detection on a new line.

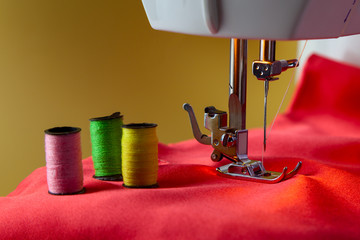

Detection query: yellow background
xmin=0 ymin=0 xmax=297 ymax=196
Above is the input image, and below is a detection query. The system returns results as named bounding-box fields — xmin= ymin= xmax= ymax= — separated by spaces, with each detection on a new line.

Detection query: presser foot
xmin=216 ymin=160 xmax=302 ymax=183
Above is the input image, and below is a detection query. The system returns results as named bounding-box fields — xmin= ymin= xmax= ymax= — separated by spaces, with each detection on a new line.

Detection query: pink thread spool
xmin=45 ymin=127 xmax=85 ymax=195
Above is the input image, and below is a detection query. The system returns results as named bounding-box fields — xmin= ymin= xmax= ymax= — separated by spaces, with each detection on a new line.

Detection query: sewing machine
xmin=141 ymin=0 xmax=360 ymax=183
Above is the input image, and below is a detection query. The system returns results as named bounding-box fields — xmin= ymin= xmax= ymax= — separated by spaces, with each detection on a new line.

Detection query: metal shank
xmin=260 ymin=40 xmax=276 ymax=62
xmin=229 ymin=39 xmax=247 ymax=130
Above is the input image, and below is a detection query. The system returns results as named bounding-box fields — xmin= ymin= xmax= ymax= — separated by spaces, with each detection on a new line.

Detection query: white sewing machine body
xmin=141 ymin=0 xmax=360 ymax=183
xmin=142 ymin=0 xmax=360 ymax=40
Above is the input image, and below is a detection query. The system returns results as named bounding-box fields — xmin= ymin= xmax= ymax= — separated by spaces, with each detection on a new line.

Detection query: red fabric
xmin=1 ymin=54 xmax=360 ymax=239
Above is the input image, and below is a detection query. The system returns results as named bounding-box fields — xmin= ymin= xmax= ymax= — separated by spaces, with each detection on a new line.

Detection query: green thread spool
xmin=89 ymin=112 xmax=123 ymax=181
xmin=122 ymin=123 xmax=158 ymax=188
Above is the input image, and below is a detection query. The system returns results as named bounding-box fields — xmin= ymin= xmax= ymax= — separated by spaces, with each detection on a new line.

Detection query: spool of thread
xmin=89 ymin=112 xmax=123 ymax=181
xmin=44 ymin=126 xmax=85 ymax=195
xmin=122 ymin=123 xmax=158 ymax=188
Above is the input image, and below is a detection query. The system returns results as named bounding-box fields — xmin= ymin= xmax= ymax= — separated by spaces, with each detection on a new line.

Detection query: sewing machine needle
xmin=264 ymin=80 xmax=269 ymax=152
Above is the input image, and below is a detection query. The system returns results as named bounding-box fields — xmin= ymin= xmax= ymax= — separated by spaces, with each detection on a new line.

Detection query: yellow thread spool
xmin=122 ymin=123 xmax=158 ymax=188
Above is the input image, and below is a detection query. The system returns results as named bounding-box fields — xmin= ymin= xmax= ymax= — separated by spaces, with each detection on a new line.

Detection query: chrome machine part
xmin=183 ymin=103 xmax=211 ymax=145
xmin=253 ymin=40 xmax=299 ymax=151
xmin=263 ymin=80 xmax=269 ymax=151
xmin=217 ymin=161 xmax=302 ymax=183
xmin=183 ymin=38 xmax=302 ymax=183
xmin=261 ymin=40 xmax=275 ymax=151
xmin=217 ymin=159 xmax=303 ymax=183
xmin=229 ymin=39 xmax=247 ymax=130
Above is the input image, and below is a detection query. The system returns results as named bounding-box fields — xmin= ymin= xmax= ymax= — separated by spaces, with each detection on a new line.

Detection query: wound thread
xmin=90 ymin=112 xmax=123 ymax=180
xmin=45 ymin=127 xmax=85 ymax=195
xmin=122 ymin=123 xmax=158 ymax=188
